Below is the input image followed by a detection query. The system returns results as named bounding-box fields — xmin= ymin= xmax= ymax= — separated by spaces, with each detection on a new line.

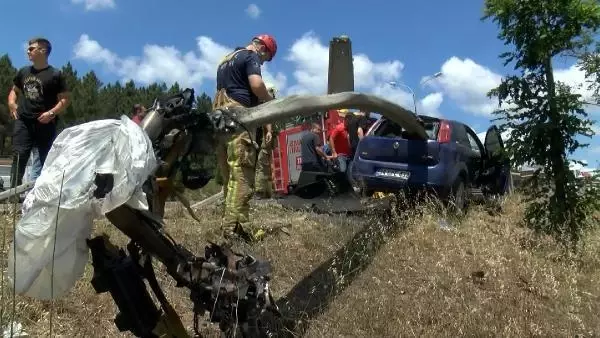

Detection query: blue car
xmin=351 ymin=115 xmax=510 ymax=210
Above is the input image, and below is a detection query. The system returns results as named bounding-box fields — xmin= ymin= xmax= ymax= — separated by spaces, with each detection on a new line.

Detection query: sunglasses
xmin=27 ymin=46 xmax=44 ymax=52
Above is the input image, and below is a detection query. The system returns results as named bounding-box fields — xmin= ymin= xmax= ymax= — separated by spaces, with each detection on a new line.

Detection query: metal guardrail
xmin=0 ymin=181 xmax=35 ymax=202
xmin=191 ymin=190 xmax=224 ymax=209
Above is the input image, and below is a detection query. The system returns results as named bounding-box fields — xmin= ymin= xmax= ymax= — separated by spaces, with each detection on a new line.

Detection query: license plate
xmin=375 ymin=168 xmax=410 ymax=180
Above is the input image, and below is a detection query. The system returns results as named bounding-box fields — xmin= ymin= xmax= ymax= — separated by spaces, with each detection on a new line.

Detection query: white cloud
xmin=73 ymin=34 xmax=120 ymax=69
xmin=72 ymin=34 xmax=287 ymax=92
xmin=426 ymin=57 xmax=600 ymax=117
xmin=423 ymin=57 xmax=503 ymax=116
xmin=420 ymin=92 xmax=444 ymax=117
xmin=284 ymin=32 xmax=442 ymax=114
xmin=286 ymin=32 xmax=405 ymax=95
xmin=554 ymin=64 xmax=597 ymax=104
xmin=261 ymin=64 xmax=287 ymax=94
xmin=284 ymin=33 xmax=329 ymax=94
xmin=71 ymin=0 xmax=115 ymax=11
xmin=370 ymin=83 xmax=443 ymax=117
xmin=245 ymin=4 xmax=261 ymax=19
xmin=72 ymin=31 xmax=442 ymax=115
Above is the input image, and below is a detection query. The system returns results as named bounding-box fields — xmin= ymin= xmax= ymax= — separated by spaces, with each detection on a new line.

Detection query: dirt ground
xmin=0 ymin=194 xmax=599 ymax=337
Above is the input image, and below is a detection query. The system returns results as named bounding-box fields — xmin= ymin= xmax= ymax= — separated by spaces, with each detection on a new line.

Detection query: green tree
xmin=195 ymin=92 xmax=213 ymax=114
xmin=97 ymin=82 xmax=122 ymax=119
xmin=168 ymin=82 xmax=181 ymax=95
xmin=58 ymin=62 xmax=81 ymax=128
xmin=73 ymin=71 xmax=103 ymax=122
xmin=0 ymin=54 xmax=17 ymax=155
xmin=483 ymin=0 xmax=600 ymax=247
xmin=0 ymin=53 xmax=222 ymax=196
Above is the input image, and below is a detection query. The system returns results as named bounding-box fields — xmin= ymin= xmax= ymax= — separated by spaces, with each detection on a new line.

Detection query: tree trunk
xmin=543 ymin=57 xmax=569 ymax=231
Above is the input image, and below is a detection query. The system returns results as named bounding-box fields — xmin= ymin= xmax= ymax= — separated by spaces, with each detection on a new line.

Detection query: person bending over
xmin=301 ymin=123 xmax=330 ymax=172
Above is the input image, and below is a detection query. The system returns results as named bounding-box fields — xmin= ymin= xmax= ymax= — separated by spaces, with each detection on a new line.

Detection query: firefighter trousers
xmin=222 ymin=131 xmax=258 ymax=236
xmin=255 ymin=133 xmax=274 ymax=198
xmin=213 ymin=89 xmax=261 ymax=240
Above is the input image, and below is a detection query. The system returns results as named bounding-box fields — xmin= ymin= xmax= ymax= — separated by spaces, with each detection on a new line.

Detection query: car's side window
xmin=374 ymin=120 xmax=403 ymax=138
xmin=453 ymin=123 xmax=470 ymax=147
xmin=373 ymin=119 xmax=440 ymax=140
xmin=465 ymin=130 xmax=482 ymax=156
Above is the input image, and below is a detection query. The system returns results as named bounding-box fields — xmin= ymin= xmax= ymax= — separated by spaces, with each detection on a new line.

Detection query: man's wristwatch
xmin=49 ymin=111 xmax=56 ymax=118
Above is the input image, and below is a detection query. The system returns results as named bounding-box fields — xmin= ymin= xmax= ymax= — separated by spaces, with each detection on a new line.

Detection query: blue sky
xmin=1 ymin=0 xmax=599 ymax=169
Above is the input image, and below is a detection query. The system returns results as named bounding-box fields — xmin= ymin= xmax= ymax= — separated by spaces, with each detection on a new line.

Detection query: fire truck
xmin=271 ymin=35 xmax=372 ymax=194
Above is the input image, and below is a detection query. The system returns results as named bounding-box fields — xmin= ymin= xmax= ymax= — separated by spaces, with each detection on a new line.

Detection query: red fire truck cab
xmin=272 ymin=110 xmax=341 ymax=194
xmin=271 ymin=35 xmax=375 ymax=194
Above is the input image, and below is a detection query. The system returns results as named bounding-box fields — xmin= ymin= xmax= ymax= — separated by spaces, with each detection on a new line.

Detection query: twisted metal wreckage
xmin=6 ymin=88 xmax=426 ymax=337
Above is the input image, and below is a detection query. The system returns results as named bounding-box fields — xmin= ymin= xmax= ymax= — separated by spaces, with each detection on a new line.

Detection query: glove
xmin=208 ymin=108 xmax=238 ymax=133
xmin=265 ymin=82 xmax=277 ymax=99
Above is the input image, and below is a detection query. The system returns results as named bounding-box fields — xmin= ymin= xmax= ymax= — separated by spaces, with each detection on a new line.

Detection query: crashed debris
xmin=7 ymin=116 xmax=157 ymax=300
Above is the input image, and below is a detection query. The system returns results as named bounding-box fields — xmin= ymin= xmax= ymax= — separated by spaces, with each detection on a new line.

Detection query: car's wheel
xmin=358 ymin=188 xmax=374 ymax=198
xmin=355 ymin=180 xmax=373 ymax=198
xmin=449 ymin=177 xmax=467 ymax=214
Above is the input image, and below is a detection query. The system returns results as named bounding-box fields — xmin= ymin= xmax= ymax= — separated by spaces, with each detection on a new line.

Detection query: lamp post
xmin=420 ymin=72 xmax=443 ymax=86
xmin=387 ymin=72 xmax=443 ymax=115
xmin=387 ymin=81 xmax=417 ymax=114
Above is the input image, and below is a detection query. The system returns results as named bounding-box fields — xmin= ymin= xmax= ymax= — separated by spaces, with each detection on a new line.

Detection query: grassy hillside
xmin=0 ymin=194 xmax=598 ymax=337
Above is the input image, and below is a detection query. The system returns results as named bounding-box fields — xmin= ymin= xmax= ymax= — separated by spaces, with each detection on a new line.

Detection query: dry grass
xmin=303 ymin=198 xmax=600 ymax=337
xmin=0 ymin=193 xmax=599 ymax=337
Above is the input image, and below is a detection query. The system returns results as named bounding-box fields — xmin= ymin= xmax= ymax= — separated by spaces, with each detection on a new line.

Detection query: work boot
xmin=255 ymin=191 xmax=274 ymax=200
xmin=254 ymin=191 xmax=268 ymax=200
xmin=233 ymin=222 xmax=266 ymax=243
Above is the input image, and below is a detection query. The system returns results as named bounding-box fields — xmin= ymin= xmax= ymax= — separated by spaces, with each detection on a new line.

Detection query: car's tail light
xmin=437 ymin=120 xmax=452 ymax=143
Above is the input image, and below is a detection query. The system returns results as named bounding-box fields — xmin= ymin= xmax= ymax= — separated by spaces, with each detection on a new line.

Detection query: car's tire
xmin=354 ymin=179 xmax=373 ymax=198
xmin=449 ymin=177 xmax=467 ymax=215
xmin=360 ymin=188 xmax=374 ymax=198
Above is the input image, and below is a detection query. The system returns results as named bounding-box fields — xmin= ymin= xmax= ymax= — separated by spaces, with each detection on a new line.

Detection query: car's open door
xmin=484 ymin=125 xmax=504 ymax=157
xmin=481 ymin=125 xmax=511 ymax=195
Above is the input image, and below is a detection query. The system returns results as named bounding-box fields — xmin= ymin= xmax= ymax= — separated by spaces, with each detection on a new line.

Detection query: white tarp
xmin=7 ymin=116 xmax=157 ymax=300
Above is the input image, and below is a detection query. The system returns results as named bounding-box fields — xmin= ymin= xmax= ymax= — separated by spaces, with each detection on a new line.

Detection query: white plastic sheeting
xmin=7 ymin=116 xmax=157 ymax=300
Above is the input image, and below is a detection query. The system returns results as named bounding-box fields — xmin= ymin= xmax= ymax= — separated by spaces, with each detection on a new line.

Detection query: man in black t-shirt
xmin=212 ymin=34 xmax=277 ymax=243
xmin=346 ymin=111 xmax=370 ymax=159
xmin=345 ymin=111 xmax=370 ymax=188
xmin=7 ymin=37 xmax=70 ymax=188
xmin=300 ymin=123 xmax=330 ymax=172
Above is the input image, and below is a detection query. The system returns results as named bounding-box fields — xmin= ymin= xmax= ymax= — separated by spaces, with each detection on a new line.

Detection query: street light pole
xmin=387 ymin=72 xmax=443 ymax=115
xmin=387 ymin=81 xmax=418 ymax=114
xmin=420 ymin=72 xmax=443 ymax=86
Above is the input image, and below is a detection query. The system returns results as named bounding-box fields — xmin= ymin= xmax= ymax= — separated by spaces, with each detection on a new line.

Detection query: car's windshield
xmin=371 ymin=116 xmax=439 ymax=140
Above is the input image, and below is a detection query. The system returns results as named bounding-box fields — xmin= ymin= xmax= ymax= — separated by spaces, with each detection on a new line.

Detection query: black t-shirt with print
xmin=216 ymin=48 xmax=263 ymax=108
xmin=13 ymin=65 xmax=68 ymax=120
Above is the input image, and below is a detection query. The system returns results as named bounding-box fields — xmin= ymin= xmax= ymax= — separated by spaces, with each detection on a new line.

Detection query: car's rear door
xmin=453 ymin=122 xmax=481 ymax=186
xmin=464 ymin=125 xmax=485 ymax=181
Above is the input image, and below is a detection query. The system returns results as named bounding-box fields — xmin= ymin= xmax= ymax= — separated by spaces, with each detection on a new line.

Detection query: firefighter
xmin=212 ymin=34 xmax=277 ymax=243
xmin=255 ymin=85 xmax=277 ymax=199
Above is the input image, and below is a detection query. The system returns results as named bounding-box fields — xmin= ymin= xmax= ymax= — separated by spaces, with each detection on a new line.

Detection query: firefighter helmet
xmin=253 ymin=34 xmax=277 ymax=61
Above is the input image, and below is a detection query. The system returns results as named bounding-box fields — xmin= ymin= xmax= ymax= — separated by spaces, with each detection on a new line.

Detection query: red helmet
xmin=253 ymin=34 xmax=277 ymax=61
